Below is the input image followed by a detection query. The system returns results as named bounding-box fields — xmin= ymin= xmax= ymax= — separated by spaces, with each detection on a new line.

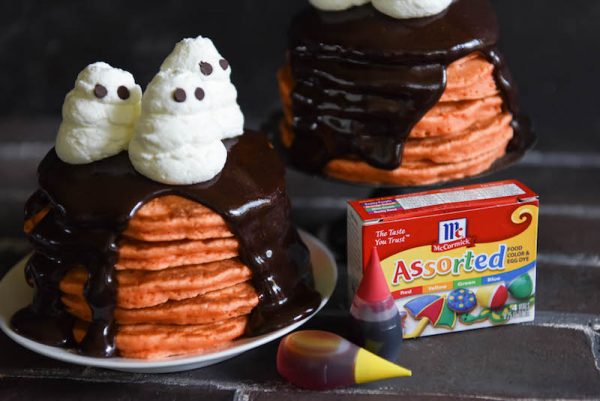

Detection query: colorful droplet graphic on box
xmin=350 ymin=247 xmax=403 ymax=362
xmin=276 ymin=330 xmax=412 ymax=390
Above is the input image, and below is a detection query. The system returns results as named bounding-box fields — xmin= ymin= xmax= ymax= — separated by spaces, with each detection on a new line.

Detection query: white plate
xmin=0 ymin=230 xmax=337 ymax=373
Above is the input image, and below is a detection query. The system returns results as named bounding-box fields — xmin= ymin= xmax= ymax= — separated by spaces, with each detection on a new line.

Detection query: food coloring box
xmin=347 ymin=180 xmax=538 ymax=338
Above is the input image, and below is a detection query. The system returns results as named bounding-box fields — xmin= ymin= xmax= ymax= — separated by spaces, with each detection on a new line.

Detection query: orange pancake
xmin=441 ymin=53 xmax=499 ymax=101
xmin=62 ymin=281 xmax=259 ymax=326
xmin=60 ymin=258 xmax=253 ymax=309
xmin=123 ymin=195 xmax=234 ymax=242
xmin=73 ymin=317 xmax=249 ymax=359
xmin=24 ymin=206 xmax=49 ymax=234
xmin=116 ymin=237 xmax=239 ymax=271
xmin=324 ymin=143 xmax=508 ymax=186
xmin=403 ymin=113 xmax=513 ymax=163
xmin=411 ymin=95 xmax=503 ymax=138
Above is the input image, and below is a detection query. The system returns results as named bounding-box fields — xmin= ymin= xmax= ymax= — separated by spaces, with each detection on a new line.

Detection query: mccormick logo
xmin=439 ymin=218 xmax=466 ymax=243
xmin=433 ymin=218 xmax=473 ymax=252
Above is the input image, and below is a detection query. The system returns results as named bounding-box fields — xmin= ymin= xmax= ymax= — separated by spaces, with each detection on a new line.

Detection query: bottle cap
xmin=356 ymin=247 xmax=392 ymax=303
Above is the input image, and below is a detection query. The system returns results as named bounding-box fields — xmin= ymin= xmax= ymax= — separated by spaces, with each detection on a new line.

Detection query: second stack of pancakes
xmin=279 ymin=53 xmax=512 ymax=185
xmin=278 ymin=0 xmax=523 ymax=186
xmin=59 ymin=195 xmax=259 ymax=359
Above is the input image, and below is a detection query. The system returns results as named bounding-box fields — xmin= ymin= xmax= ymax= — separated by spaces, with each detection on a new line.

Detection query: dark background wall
xmin=1 ymin=0 xmax=599 ymax=153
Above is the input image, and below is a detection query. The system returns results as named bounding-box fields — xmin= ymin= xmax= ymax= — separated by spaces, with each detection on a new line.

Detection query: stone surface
xmin=0 ymin=379 xmax=236 ymax=401
xmin=537 ymin=262 xmax=600 ymax=315
xmin=1 ymin=315 xmax=599 ymax=399
xmin=538 ymin=216 xmax=600 ymax=256
xmin=248 ymin=394 xmax=487 ymax=401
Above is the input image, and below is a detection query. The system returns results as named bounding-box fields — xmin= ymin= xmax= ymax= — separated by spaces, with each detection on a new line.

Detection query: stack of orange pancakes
xmin=278 ymin=52 xmax=513 ymax=185
xmin=48 ymin=195 xmax=259 ymax=359
xmin=277 ymin=0 xmax=530 ymax=186
xmin=18 ymin=132 xmax=320 ymax=360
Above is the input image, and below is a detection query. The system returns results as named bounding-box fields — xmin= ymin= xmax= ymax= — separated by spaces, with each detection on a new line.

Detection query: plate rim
xmin=0 ymin=229 xmax=337 ymax=370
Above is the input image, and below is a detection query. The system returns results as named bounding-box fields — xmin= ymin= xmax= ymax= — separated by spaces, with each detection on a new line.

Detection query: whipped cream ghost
xmin=160 ymin=36 xmax=244 ymax=139
xmin=371 ymin=0 xmax=452 ymax=19
xmin=310 ymin=0 xmax=452 ymax=19
xmin=55 ymin=62 xmax=142 ymax=164
xmin=309 ymin=0 xmax=369 ymax=11
xmin=128 ymin=70 xmax=227 ymax=185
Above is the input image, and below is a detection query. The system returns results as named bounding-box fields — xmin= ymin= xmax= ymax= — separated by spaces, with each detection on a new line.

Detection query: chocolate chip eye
xmin=194 ymin=87 xmax=205 ymax=101
xmin=199 ymin=61 xmax=213 ymax=76
xmin=117 ymin=85 xmax=130 ymax=100
xmin=172 ymin=88 xmax=187 ymax=102
xmin=219 ymin=59 xmax=229 ymax=70
xmin=94 ymin=84 xmax=107 ymax=99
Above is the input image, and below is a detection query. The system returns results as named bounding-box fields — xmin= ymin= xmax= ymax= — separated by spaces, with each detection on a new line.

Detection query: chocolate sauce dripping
xmin=483 ymin=47 xmax=532 ymax=152
xmin=289 ymin=55 xmax=446 ymax=170
xmin=19 ymin=199 xmax=120 ymax=356
xmin=12 ymin=132 xmax=320 ymax=356
xmin=12 ymin=193 xmax=75 ymax=346
xmin=24 ymin=190 xmax=48 ymax=220
xmin=286 ymin=0 xmax=531 ymax=172
xmin=11 ymin=252 xmax=75 ymax=347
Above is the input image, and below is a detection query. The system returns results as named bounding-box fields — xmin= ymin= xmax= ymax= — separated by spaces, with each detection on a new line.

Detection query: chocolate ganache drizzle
xmin=12 ymin=131 xmax=321 ymax=357
xmin=286 ymin=0 xmax=531 ymax=172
